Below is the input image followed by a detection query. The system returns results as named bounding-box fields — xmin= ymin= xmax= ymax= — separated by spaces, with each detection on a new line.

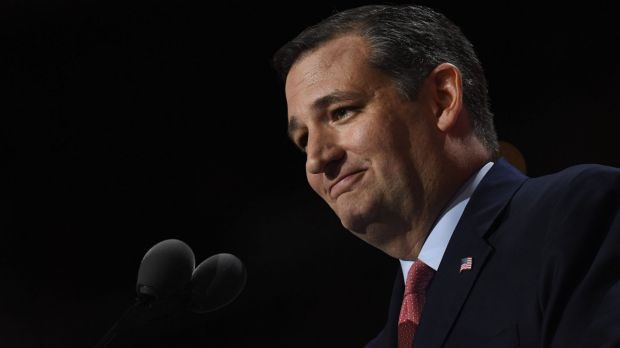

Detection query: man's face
xmin=285 ymin=35 xmax=446 ymax=258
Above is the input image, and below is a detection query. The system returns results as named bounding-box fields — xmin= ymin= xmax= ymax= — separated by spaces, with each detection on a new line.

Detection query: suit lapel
xmin=412 ymin=159 xmax=527 ymax=348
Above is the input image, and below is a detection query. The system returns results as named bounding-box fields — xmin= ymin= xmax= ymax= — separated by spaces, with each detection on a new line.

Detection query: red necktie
xmin=398 ymin=261 xmax=435 ymax=348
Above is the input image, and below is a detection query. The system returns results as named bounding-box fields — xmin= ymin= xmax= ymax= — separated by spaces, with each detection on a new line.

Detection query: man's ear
xmin=428 ymin=63 xmax=463 ymax=132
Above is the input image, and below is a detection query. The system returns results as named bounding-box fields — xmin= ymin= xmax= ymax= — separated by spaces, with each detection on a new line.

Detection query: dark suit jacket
xmin=366 ymin=159 xmax=620 ymax=348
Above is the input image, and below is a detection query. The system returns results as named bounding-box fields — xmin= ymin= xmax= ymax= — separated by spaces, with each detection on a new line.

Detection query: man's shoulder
xmin=543 ymin=163 xmax=620 ymax=179
xmin=507 ymin=163 xmax=620 ymax=236
xmin=490 ymin=161 xmax=620 ymax=221
xmin=524 ymin=163 xmax=620 ymax=195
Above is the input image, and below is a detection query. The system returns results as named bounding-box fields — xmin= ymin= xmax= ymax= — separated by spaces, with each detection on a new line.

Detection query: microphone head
xmin=189 ymin=253 xmax=247 ymax=313
xmin=136 ymin=239 xmax=195 ymax=299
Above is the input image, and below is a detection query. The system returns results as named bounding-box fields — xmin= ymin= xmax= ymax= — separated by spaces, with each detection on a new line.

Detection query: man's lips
xmin=329 ymin=170 xmax=366 ymax=199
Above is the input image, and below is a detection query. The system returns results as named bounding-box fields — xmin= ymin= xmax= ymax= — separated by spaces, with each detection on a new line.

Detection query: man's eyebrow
xmin=287 ymin=91 xmax=362 ymax=140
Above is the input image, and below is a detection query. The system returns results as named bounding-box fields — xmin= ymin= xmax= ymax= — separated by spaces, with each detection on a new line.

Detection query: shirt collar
xmin=400 ymin=161 xmax=494 ymax=280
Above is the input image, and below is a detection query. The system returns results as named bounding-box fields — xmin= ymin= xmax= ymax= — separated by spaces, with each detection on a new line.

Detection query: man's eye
xmin=332 ymin=107 xmax=354 ymax=121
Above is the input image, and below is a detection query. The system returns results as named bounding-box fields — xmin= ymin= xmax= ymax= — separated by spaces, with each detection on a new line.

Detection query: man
xmin=273 ymin=4 xmax=620 ymax=348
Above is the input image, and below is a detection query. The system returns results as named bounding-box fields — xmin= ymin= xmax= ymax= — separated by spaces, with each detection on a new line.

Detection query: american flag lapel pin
xmin=459 ymin=257 xmax=473 ymax=273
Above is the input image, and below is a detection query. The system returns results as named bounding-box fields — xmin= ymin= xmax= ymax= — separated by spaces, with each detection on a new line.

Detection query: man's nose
xmin=305 ymin=130 xmax=344 ymax=176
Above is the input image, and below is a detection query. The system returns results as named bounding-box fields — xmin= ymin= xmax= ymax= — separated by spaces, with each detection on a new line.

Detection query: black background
xmin=2 ymin=1 xmax=620 ymax=347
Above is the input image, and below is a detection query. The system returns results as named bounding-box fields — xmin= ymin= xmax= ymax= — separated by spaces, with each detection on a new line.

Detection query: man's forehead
xmin=285 ymin=36 xmax=372 ymax=111
xmin=290 ymin=35 xmax=369 ymax=75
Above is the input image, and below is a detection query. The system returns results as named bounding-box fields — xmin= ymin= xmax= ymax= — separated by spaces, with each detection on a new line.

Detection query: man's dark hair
xmin=273 ymin=4 xmax=499 ymax=154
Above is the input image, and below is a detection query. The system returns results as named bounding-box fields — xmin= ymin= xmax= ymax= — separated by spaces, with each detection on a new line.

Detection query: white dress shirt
xmin=400 ymin=162 xmax=494 ymax=281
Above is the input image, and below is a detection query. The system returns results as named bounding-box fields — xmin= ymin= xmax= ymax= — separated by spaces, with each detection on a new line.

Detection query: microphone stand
xmin=94 ymin=296 xmax=152 ymax=348
xmin=94 ymin=289 xmax=190 ymax=348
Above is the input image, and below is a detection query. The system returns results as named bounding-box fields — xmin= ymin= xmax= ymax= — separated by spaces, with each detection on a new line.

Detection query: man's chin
xmin=336 ymin=209 xmax=369 ymax=235
xmin=339 ymin=214 xmax=382 ymax=244
xmin=340 ymin=217 xmax=411 ymax=259
xmin=333 ymin=197 xmax=372 ymax=227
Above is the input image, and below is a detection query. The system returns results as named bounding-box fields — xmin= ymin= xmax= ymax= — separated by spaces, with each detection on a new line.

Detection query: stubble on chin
xmin=331 ymin=188 xmax=376 ymax=231
xmin=333 ymin=190 xmax=421 ymax=258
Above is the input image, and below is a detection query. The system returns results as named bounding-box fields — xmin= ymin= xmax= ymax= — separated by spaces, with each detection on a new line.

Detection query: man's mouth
xmin=329 ymin=170 xmax=366 ymax=199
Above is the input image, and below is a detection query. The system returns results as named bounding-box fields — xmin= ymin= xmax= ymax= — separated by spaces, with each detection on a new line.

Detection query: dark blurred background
xmin=2 ymin=1 xmax=619 ymax=347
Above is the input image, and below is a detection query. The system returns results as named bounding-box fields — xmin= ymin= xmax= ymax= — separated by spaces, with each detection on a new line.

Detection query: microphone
xmin=189 ymin=253 xmax=247 ymax=313
xmin=136 ymin=239 xmax=195 ymax=299
xmin=94 ymin=240 xmax=247 ymax=347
